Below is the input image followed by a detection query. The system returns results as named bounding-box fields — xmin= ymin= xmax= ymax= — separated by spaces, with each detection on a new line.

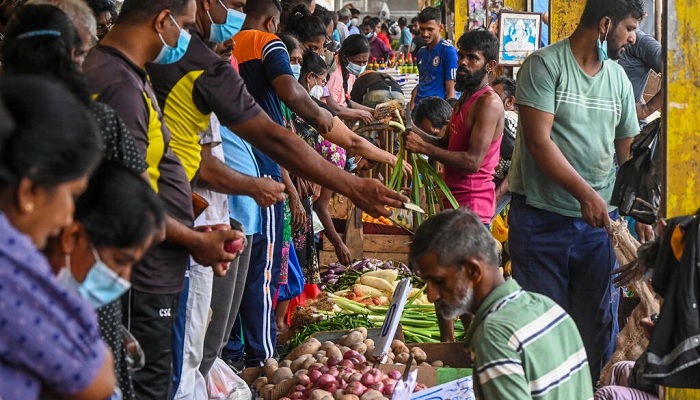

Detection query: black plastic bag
xmin=611 ymin=119 xmax=662 ymax=225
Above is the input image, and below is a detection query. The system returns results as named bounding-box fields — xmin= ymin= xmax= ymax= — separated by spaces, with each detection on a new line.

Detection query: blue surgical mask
xmin=345 ymin=156 xmax=359 ymax=172
xmin=346 ymin=61 xmax=366 ymax=76
xmin=78 ymin=248 xmax=131 ymax=309
xmin=291 ymin=64 xmax=301 ymax=80
xmin=56 ymin=255 xmax=81 ymax=294
xmin=153 ymin=15 xmax=191 ymax=65
xmin=365 ymin=32 xmax=375 ymax=40
xmin=597 ymin=24 xmax=610 ymax=62
xmin=207 ymin=0 xmax=246 ymax=43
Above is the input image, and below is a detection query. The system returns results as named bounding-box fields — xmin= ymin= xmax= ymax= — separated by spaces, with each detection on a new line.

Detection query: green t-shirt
xmin=465 ymin=279 xmax=593 ymax=399
xmin=509 ymin=38 xmax=639 ymax=217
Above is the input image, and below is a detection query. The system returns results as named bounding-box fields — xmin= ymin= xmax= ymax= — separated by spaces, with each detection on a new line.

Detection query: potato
xmin=360 ymin=389 xmax=385 ymax=400
xmin=431 ymin=360 xmax=444 ymax=367
xmin=338 ymin=345 xmax=351 ymax=355
xmin=340 ymin=331 xmax=364 ymax=347
xmin=302 ymin=357 xmax=316 ymax=370
xmin=263 ymin=364 xmax=277 ymax=379
xmin=314 ymin=350 xmax=327 ymax=362
xmin=351 ymin=342 xmax=368 ymax=355
xmin=271 ymin=366 xmax=293 ymax=384
xmin=321 ymin=341 xmax=337 ymax=351
xmin=355 ymin=327 xmax=368 ymax=340
xmin=394 ymin=352 xmax=409 ymax=364
xmin=391 ymin=339 xmax=409 ymax=355
xmin=253 ymin=376 xmax=268 ymax=392
xmin=338 ymin=395 xmax=360 ymax=400
xmin=363 ymin=339 xmax=374 ymax=348
xmin=264 ymin=358 xmax=278 ymax=368
xmin=325 ymin=344 xmax=342 ymax=360
xmin=288 ymin=337 xmax=322 ymax=361
xmin=366 ymin=344 xmax=375 ymax=356
xmin=309 ymin=389 xmax=333 ymax=400
xmin=410 ymin=347 xmax=427 ymax=364
xmin=333 ymin=389 xmax=346 ymax=400
xmin=280 ymin=359 xmax=292 ymax=368
xmin=420 ymin=362 xmax=431 ymax=367
xmin=291 ymin=354 xmax=310 ymax=372
xmin=261 ymin=384 xmax=275 ymax=400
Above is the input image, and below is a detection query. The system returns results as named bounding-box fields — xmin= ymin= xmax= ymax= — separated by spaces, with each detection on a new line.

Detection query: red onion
xmin=371 ymin=382 xmax=385 ymax=393
xmin=319 ymin=365 xmax=330 ymax=374
xmin=288 ymin=392 xmax=304 ymax=400
xmin=294 ymin=385 xmax=306 ymax=392
xmin=345 ymin=381 xmax=367 ymax=396
xmin=371 ymin=368 xmax=383 ymax=381
xmin=354 ymin=354 xmax=367 ymax=364
xmin=361 ymin=373 xmax=376 ymax=386
xmin=387 ymin=370 xmax=402 ymax=381
xmin=308 ymin=369 xmax=322 ymax=382
xmin=348 ymin=372 xmax=363 ymax=382
xmin=315 ymin=373 xmax=336 ymax=388
xmin=382 ymin=378 xmax=397 ymax=395
xmin=328 ymin=366 xmax=339 ymax=377
xmin=343 ymin=350 xmax=360 ymax=360
xmin=308 ymin=363 xmax=323 ymax=374
xmin=323 ymin=382 xmax=339 ymax=393
xmin=415 ymin=383 xmax=428 ymax=392
xmin=338 ymin=359 xmax=355 ymax=370
xmin=359 ymin=365 xmax=371 ymax=374
xmin=295 ymin=373 xmax=311 ymax=387
xmin=327 ymin=356 xmax=341 ymax=367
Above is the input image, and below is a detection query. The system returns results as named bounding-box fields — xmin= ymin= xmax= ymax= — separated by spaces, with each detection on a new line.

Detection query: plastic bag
xmin=611 ymin=119 xmax=662 ymax=225
xmin=206 ymin=358 xmax=251 ymax=400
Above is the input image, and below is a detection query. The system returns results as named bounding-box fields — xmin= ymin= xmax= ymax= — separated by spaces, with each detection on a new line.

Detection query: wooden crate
xmin=320 ymin=233 xmax=411 ymax=265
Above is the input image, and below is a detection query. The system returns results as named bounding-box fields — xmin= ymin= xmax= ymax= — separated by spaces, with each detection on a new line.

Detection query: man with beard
xmin=410 ymin=209 xmax=592 ymax=398
xmin=405 ymin=30 xmax=503 ymax=225
xmin=508 ymin=0 xmax=643 ymax=383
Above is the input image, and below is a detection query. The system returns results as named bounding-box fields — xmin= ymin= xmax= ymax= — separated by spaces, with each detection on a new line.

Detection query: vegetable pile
xmin=255 ymin=330 xmax=430 ymax=400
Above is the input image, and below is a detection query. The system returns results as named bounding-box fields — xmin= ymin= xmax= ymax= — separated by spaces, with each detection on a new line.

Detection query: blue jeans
xmin=508 ymin=194 xmax=619 ymax=384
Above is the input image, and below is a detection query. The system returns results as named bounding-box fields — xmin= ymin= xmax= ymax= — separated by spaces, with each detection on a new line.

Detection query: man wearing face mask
xmin=361 ymin=18 xmax=392 ymax=62
xmin=508 ymin=0 xmax=644 ymax=383
xmin=82 ymin=1 xmax=245 ymax=398
xmin=410 ymin=209 xmax=592 ymax=398
xmin=404 ymin=30 xmax=503 ymax=226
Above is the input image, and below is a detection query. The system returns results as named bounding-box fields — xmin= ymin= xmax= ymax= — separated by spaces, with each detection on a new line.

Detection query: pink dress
xmin=326 ymin=55 xmax=355 ymax=107
xmin=443 ymin=85 xmax=503 ymax=223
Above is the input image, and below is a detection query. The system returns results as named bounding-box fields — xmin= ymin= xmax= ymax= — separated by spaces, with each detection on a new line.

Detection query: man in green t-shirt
xmin=508 ymin=0 xmax=645 ymax=384
xmin=410 ymin=209 xmax=593 ymax=399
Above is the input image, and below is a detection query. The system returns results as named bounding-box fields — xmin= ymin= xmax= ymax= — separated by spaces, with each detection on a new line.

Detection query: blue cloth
xmin=534 ymin=0 xmax=549 ymax=46
xmin=220 ymin=126 xmax=262 ymax=236
xmin=348 ymin=25 xmax=360 ymax=36
xmin=508 ymin=194 xmax=619 ymax=384
xmin=0 ymin=213 xmax=106 ymax=400
xmin=277 ymin=240 xmax=305 ymax=302
xmin=399 ymin=27 xmax=413 ymax=55
xmin=171 ymin=261 xmax=190 ymax=395
xmin=236 ymin=184 xmax=284 ymax=367
xmin=414 ymin=39 xmax=458 ymax=106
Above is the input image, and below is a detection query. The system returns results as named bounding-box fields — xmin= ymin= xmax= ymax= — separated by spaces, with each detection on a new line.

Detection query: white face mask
xmin=309 ymin=74 xmax=324 ymax=100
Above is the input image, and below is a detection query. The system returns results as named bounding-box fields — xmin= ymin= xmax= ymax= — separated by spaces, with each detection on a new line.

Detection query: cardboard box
xmin=377 ymin=342 xmax=473 ymax=388
xmin=309 ymin=325 xmax=405 ymax=344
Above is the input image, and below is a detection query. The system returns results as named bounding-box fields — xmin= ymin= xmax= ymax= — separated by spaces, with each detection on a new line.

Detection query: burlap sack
xmin=599 ymin=220 xmax=661 ymax=385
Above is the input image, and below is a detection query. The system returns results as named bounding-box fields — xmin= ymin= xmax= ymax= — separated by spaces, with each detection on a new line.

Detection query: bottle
xmin=369 ymin=57 xmax=377 ymax=71
xmin=405 ymin=56 xmax=413 ymax=74
xmin=412 ymin=57 xmax=418 ymax=74
xmin=379 ymin=58 xmax=386 ymax=70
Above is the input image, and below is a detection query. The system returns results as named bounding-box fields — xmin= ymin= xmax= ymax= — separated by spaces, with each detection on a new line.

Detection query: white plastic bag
xmin=206 ymin=358 xmax=251 ymax=400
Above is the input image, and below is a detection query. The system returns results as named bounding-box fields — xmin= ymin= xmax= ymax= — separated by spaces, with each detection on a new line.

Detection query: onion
xmin=371 ymin=382 xmax=385 ymax=393
xmin=348 ymin=372 xmax=363 ymax=382
xmin=295 ymin=371 xmax=311 ymax=387
xmin=338 ymin=359 xmax=355 ymax=370
xmin=387 ymin=370 xmax=402 ymax=381
xmin=308 ymin=363 xmax=324 ymax=374
xmin=319 ymin=365 xmax=330 ymax=374
xmin=315 ymin=373 xmax=336 ymax=388
xmin=382 ymin=378 xmax=396 ymax=395
xmin=360 ymin=373 xmax=375 ymax=386
xmin=328 ymin=366 xmax=339 ymax=377
xmin=288 ymin=392 xmax=304 ymax=400
xmin=343 ymin=350 xmax=360 ymax=360
xmin=309 ymin=369 xmax=322 ymax=382
xmin=354 ymin=354 xmax=367 ymax=364
xmin=294 ymin=385 xmax=306 ymax=392
xmin=345 ymin=381 xmax=367 ymax=396
xmin=323 ymin=382 xmax=339 ymax=393
xmin=371 ymin=368 xmax=383 ymax=382
xmin=327 ymin=357 xmax=341 ymax=367
xmin=359 ymin=365 xmax=371 ymax=374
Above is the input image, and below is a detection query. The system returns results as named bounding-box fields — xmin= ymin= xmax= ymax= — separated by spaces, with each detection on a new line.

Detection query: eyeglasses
xmin=313 ymin=73 xmax=327 ymax=87
xmin=96 ymin=20 xmax=113 ymax=34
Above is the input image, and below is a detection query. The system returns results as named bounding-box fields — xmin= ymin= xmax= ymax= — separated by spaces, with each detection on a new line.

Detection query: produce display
xmin=255 ymin=330 xmax=431 ymax=400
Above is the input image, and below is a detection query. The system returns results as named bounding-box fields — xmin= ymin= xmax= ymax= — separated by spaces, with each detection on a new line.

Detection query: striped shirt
xmin=465 ymin=279 xmax=593 ymax=399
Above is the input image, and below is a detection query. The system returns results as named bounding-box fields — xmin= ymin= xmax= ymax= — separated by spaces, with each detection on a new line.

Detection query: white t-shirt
xmin=194 ymin=114 xmax=230 ymax=227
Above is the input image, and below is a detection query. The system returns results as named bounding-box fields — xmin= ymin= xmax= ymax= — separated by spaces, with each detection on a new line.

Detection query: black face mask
xmin=455 ymin=65 xmax=488 ymax=93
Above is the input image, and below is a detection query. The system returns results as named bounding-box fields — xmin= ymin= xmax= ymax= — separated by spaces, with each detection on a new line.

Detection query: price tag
xmin=392 ymin=369 xmax=418 ymax=400
xmin=372 ymin=278 xmax=412 ymax=363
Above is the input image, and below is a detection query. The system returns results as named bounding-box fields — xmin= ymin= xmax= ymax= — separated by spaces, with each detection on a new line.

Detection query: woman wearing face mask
xmin=0 ymin=76 xmax=114 ymax=400
xmin=45 ymin=161 xmax=165 ymax=400
xmin=283 ymin=5 xmax=327 ymax=56
xmin=324 ymin=34 xmax=375 ymax=124
xmin=294 ymin=50 xmax=411 ymax=265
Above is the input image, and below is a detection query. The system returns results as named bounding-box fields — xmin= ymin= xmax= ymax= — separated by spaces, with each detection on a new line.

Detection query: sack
xmin=206 ymin=358 xmax=251 ymax=400
xmin=611 ymin=119 xmax=662 ymax=225
xmin=600 ymin=219 xmax=661 ymax=386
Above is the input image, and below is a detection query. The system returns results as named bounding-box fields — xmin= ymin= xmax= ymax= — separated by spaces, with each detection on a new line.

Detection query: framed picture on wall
xmin=498 ymin=11 xmax=542 ymax=66
xmin=527 ymin=0 xmax=534 ymax=11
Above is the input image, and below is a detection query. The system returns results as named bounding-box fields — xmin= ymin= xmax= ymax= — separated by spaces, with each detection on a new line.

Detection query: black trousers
xmin=122 ymin=289 xmax=179 ymax=400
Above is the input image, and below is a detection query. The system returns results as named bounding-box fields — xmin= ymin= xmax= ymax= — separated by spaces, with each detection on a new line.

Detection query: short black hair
xmin=277 ymin=31 xmax=301 ymax=54
xmin=361 ymin=18 xmax=375 ymax=30
xmin=457 ymin=30 xmax=498 ymax=64
xmin=118 ymin=0 xmax=191 ymax=24
xmin=300 ymin=49 xmax=327 ymax=77
xmin=398 ymin=16 xmax=407 ymax=27
xmin=492 ymin=76 xmax=516 ymax=98
xmin=411 ymin=16 xmax=419 ymax=24
xmin=414 ymin=97 xmax=452 ymax=129
xmin=580 ymin=0 xmax=644 ymax=27
xmin=85 ymin=0 xmax=117 ymax=18
xmin=244 ymin=0 xmax=282 ymax=18
xmin=349 ymin=7 xmax=360 ymax=17
xmin=418 ymin=6 xmax=441 ymax=24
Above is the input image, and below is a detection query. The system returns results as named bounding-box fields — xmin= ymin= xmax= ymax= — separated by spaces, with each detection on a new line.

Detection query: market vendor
xmin=410 ymin=209 xmax=593 ymax=398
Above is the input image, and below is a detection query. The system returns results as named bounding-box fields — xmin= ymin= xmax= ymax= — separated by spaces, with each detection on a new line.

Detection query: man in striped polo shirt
xmin=410 ymin=209 xmax=593 ymax=399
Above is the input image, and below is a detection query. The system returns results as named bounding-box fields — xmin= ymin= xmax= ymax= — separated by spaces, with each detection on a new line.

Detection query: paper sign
xmin=372 ymin=278 xmax=412 ymax=363
xmin=410 ymin=376 xmax=474 ymax=400
xmin=392 ymin=369 xmax=418 ymax=400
